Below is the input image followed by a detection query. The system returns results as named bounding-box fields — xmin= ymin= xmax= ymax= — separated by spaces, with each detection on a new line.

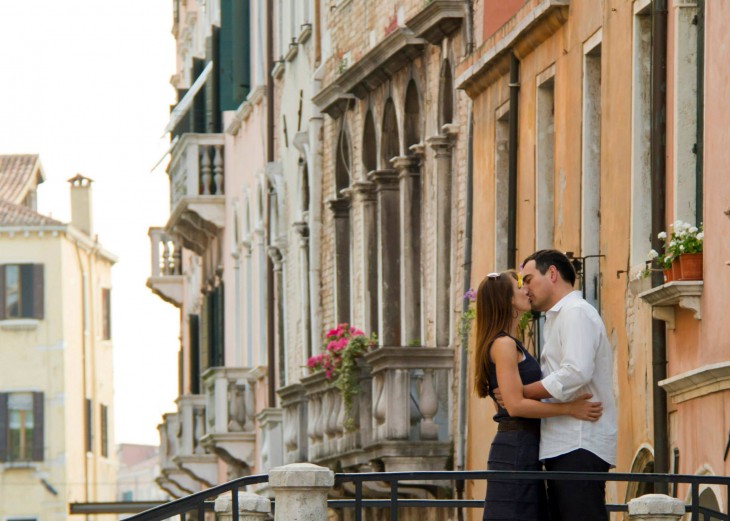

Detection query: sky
xmin=0 ymin=1 xmax=180 ymax=445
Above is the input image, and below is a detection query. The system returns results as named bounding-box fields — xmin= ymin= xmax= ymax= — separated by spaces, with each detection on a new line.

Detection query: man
xmin=518 ymin=249 xmax=617 ymax=521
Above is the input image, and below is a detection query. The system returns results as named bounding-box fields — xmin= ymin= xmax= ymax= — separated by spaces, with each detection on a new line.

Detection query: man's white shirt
xmin=539 ymin=291 xmax=617 ymax=466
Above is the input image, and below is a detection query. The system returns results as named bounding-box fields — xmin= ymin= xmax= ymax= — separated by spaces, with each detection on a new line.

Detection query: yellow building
xmin=0 ymin=155 xmax=117 ymax=520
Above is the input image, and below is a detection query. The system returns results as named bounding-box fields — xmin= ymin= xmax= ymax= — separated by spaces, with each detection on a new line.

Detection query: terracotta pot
xmin=676 ymin=253 xmax=703 ymax=281
xmin=671 ymin=258 xmax=681 ymax=281
xmin=663 ymin=268 xmax=674 ymax=284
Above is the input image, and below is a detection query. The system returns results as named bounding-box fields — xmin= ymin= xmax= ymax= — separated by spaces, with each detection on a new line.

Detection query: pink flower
xmin=326 ymin=328 xmax=339 ymax=338
xmin=350 ymin=327 xmax=364 ymax=336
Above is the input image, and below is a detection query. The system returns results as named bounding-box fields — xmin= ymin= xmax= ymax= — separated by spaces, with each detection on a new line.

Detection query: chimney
xmin=68 ymin=174 xmax=94 ymax=237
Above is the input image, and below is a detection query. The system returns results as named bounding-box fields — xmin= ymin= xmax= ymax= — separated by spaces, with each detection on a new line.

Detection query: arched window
xmin=404 ymin=80 xmax=421 ymax=150
xmin=439 ymin=59 xmax=454 ymax=129
xmin=300 ymin=158 xmax=310 ymax=216
xmin=362 ymin=110 xmax=377 ymax=173
xmin=381 ymin=98 xmax=400 ymax=168
xmin=335 ymin=120 xmax=351 ymax=195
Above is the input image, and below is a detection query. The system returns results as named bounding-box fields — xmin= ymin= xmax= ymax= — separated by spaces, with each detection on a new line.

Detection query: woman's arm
xmin=491 ymin=337 xmax=602 ymax=420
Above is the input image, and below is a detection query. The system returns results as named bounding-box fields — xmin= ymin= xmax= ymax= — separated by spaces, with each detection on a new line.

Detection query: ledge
xmin=0 ymin=319 xmax=40 ymax=331
xmin=659 ymin=361 xmax=730 ymax=403
xmin=285 ymin=42 xmax=299 ymax=62
xmin=298 ymin=23 xmax=312 ymax=44
xmin=405 ymin=0 xmax=466 ymax=44
xmin=271 ymin=60 xmax=285 ymax=80
xmin=146 ymin=275 xmax=184 ymax=307
xmin=457 ymin=0 xmax=569 ymax=97
xmin=313 ymin=28 xmax=426 ymax=117
xmin=364 ymin=346 xmax=454 ymax=372
xmin=638 ymin=281 xmax=703 ymax=329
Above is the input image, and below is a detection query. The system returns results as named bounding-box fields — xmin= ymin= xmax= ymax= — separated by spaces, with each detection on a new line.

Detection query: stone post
xmin=214 ymin=491 xmax=270 ymax=521
xmin=628 ymin=494 xmax=685 ymax=521
xmin=426 ymin=132 xmax=455 ymax=347
xmin=351 ymin=181 xmax=378 ymax=335
xmin=368 ymin=169 xmax=401 ymax=347
xmin=392 ymin=155 xmax=422 ymax=347
xmin=269 ymin=463 xmax=334 ymax=521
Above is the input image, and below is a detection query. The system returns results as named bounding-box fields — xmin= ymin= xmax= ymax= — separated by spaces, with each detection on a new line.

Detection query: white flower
xmin=680 ymin=245 xmax=685 ymax=251
xmin=689 ymin=226 xmax=698 ymax=234
xmin=658 ymin=231 xmax=667 ymax=240
xmin=697 ymin=232 xmax=704 ymax=240
xmin=670 ymin=240 xmax=677 ymax=247
xmin=647 ymin=249 xmax=659 ymax=260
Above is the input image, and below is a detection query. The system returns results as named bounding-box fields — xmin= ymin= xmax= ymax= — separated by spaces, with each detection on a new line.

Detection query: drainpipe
xmin=651 ymin=0 xmax=669 ymax=487
xmin=507 ymin=53 xmax=520 ymax=269
xmin=73 ymin=241 xmax=90 ymax=520
xmin=266 ymin=0 xmax=276 ymax=407
xmin=694 ymin=0 xmax=704 ymax=225
xmin=455 ymin=98 xmax=474 ymax=521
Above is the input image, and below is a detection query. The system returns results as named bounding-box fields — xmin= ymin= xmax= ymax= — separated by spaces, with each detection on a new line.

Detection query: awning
xmin=163 ymin=61 xmax=214 ymax=135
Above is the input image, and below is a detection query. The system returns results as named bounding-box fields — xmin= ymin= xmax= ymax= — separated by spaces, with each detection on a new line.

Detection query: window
xmin=494 ymin=103 xmax=511 ymax=270
xmin=0 ymin=264 xmax=44 ymax=320
xmin=121 ymin=491 xmax=133 ymax=502
xmin=536 ymin=68 xmax=555 ymax=250
xmin=0 ymin=392 xmax=44 ymax=462
xmin=85 ymin=398 xmax=93 ymax=453
xmin=102 ymin=288 xmax=111 ymax=340
xmin=100 ymin=404 xmax=109 ymax=458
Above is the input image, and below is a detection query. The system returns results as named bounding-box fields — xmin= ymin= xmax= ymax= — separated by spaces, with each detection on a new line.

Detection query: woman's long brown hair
xmin=473 ymin=271 xmax=519 ymax=398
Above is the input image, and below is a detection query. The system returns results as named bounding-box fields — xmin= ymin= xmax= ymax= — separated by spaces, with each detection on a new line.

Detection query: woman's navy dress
xmin=483 ymin=333 xmax=549 ymax=521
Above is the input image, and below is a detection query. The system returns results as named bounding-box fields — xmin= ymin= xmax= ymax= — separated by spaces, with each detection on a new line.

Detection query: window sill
xmin=298 ymin=23 xmax=312 ymax=44
xmin=638 ymin=280 xmax=703 ymax=329
xmin=0 ymin=318 xmax=40 ymax=331
xmin=271 ymin=60 xmax=285 ymax=80
xmin=285 ymin=42 xmax=299 ymax=62
xmin=2 ymin=461 xmax=39 ymax=470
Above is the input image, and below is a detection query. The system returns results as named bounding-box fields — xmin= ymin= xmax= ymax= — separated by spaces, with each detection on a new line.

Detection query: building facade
xmin=0 ymin=155 xmax=117 ymax=520
xmin=458 ymin=0 xmax=727 ymax=515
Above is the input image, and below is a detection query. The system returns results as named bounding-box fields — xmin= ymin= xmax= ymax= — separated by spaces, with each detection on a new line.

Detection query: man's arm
xmin=522 ymin=380 xmax=552 ymax=400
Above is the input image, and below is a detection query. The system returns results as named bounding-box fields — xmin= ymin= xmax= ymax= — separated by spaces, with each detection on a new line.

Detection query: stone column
xmin=628 ymin=494 xmax=685 ymax=520
xmin=268 ymin=246 xmax=286 ymax=388
xmin=351 ymin=180 xmax=378 ymax=335
xmin=293 ymin=221 xmax=311 ymax=376
xmin=270 ymin=463 xmax=334 ymax=521
xmin=426 ymin=133 xmax=455 ymax=347
xmin=215 ymin=491 xmax=270 ymax=521
xmin=368 ymin=169 xmax=401 ymax=347
xmin=327 ymin=197 xmax=351 ymax=325
xmin=392 ymin=154 xmax=422 ymax=346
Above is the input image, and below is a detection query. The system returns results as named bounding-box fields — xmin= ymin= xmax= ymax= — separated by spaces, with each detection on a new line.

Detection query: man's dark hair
xmin=522 ymin=249 xmax=576 ymax=286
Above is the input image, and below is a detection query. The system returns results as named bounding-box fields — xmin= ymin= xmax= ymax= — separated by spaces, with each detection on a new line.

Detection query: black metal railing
xmin=124 ymin=470 xmax=729 ymax=521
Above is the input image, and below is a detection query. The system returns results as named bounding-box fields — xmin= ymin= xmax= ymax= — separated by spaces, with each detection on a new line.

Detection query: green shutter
xmin=205 ymin=29 xmax=222 ymax=132
xmin=33 ymin=264 xmax=44 ymax=319
xmin=220 ymin=0 xmax=251 ymax=110
xmin=20 ymin=264 xmax=34 ymax=318
xmin=192 ymin=58 xmax=207 ymax=133
xmin=0 ymin=393 xmax=8 ymax=462
xmin=32 ymin=392 xmax=43 ymax=461
xmin=189 ymin=315 xmax=200 ymax=395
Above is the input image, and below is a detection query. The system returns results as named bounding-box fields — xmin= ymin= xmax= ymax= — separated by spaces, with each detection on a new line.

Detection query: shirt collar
xmin=546 ymin=290 xmax=582 ymax=316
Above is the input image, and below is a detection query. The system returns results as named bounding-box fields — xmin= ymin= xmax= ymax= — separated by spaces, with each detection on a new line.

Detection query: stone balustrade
xmin=200 ymin=367 xmax=257 ymax=475
xmin=149 ymin=227 xmax=182 ymax=277
xmin=168 ymin=133 xmax=226 ymax=209
xmin=172 ymin=394 xmax=217 ymax=487
xmin=278 ymin=347 xmax=452 ymax=473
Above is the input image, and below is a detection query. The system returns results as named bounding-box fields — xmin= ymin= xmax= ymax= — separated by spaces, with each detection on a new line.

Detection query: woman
xmin=475 ymin=271 xmax=602 ymax=521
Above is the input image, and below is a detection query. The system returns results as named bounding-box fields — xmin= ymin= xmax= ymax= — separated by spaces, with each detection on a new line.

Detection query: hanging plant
xmin=307 ymin=323 xmax=377 ymax=431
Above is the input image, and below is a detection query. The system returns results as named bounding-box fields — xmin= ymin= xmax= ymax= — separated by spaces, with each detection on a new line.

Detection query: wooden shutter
xmin=0 ymin=265 xmax=6 ymax=319
xmin=102 ymin=288 xmax=111 ymax=340
xmin=0 ymin=393 xmax=8 ymax=462
xmin=189 ymin=315 xmax=200 ymax=395
xmin=205 ymin=28 xmax=221 ymax=133
xmin=85 ymin=398 xmax=92 ymax=453
xmin=192 ymin=58 xmax=207 ymax=133
xmin=20 ymin=264 xmax=34 ymax=318
xmin=100 ymin=404 xmax=108 ymax=458
xmin=32 ymin=392 xmax=44 ymax=461
xmin=33 ymin=264 xmax=44 ymax=319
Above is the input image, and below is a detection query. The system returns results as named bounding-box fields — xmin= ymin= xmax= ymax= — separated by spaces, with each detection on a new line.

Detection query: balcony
xmin=157 ymin=413 xmax=199 ymax=498
xmin=167 ymin=133 xmax=226 ymax=255
xmin=200 ymin=367 xmax=257 ymax=475
xmin=172 ymin=394 xmax=218 ymax=487
xmin=146 ymin=227 xmax=184 ymax=307
xmin=285 ymin=347 xmax=453 ymax=474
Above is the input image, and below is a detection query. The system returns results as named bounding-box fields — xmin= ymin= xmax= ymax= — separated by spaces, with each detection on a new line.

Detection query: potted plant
xmin=306 ymin=323 xmax=377 ymax=431
xmin=666 ymin=221 xmax=703 ymax=281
